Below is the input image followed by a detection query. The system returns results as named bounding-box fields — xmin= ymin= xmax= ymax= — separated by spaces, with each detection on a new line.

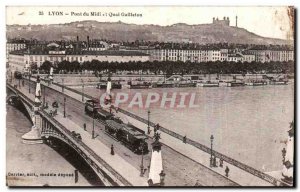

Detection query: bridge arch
xmin=42 ymin=135 xmax=105 ymax=186
xmin=41 ymin=122 xmax=117 ymax=186
xmin=6 ymin=89 xmax=34 ymax=125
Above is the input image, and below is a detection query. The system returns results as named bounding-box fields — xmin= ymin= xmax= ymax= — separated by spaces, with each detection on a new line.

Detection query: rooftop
xmin=10 ymin=48 xmax=149 ymax=56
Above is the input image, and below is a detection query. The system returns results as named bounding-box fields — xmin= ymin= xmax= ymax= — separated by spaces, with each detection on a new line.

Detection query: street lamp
xmin=140 ymin=141 xmax=145 ymax=177
xmin=62 ymin=78 xmax=64 ymax=93
xmin=159 ymin=170 xmax=166 ymax=186
xmin=42 ymin=84 xmax=45 ymax=104
xmin=81 ymin=79 xmax=84 ymax=102
xmin=147 ymin=110 xmax=151 ymax=134
xmin=92 ymin=105 xmax=96 ymax=139
xmin=63 ymin=97 xmax=66 ymax=118
xmin=210 ymin=135 xmax=214 ymax=167
xmin=28 ymin=72 xmax=31 ymax=93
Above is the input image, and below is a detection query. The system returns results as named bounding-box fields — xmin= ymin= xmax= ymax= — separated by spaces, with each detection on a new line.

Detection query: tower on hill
xmin=212 ymin=16 xmax=230 ymax=26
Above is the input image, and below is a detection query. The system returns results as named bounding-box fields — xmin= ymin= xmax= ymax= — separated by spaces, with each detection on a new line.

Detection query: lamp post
xmin=63 ymin=97 xmax=66 ymax=118
xmin=28 ymin=72 xmax=31 ymax=93
xmin=92 ymin=105 xmax=95 ymax=139
xmin=282 ymin=147 xmax=287 ymax=163
xmin=210 ymin=135 xmax=214 ymax=167
xmin=10 ymin=71 xmax=12 ymax=83
xmin=159 ymin=170 xmax=166 ymax=186
xmin=18 ymin=78 xmax=21 ymax=88
xmin=62 ymin=78 xmax=64 ymax=93
xmin=140 ymin=141 xmax=145 ymax=177
xmin=81 ymin=79 xmax=84 ymax=102
xmin=147 ymin=110 xmax=151 ymax=134
xmin=43 ymin=84 xmax=46 ymax=105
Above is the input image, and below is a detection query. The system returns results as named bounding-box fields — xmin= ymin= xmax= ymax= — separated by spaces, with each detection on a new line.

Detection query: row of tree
xmin=37 ymin=60 xmax=294 ymax=75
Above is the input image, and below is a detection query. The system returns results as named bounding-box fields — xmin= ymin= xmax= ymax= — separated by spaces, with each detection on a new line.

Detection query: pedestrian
xmin=83 ymin=123 xmax=86 ymax=131
xmin=22 ymin=80 xmax=24 ymax=87
xmin=111 ymin=144 xmax=114 ymax=155
xmin=183 ymin=135 xmax=187 ymax=144
xmin=213 ymin=156 xmax=217 ymax=167
xmin=219 ymin=158 xmax=223 ymax=168
xmin=53 ymin=109 xmax=57 ymax=116
xmin=225 ymin=166 xmax=229 ymax=177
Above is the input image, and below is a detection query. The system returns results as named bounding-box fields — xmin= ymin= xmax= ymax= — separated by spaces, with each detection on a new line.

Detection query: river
xmin=77 ymin=83 xmax=294 ymax=173
xmin=6 ymin=105 xmax=90 ymax=186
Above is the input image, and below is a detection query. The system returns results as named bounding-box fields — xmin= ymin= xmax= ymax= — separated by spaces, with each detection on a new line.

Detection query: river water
xmin=6 ymin=105 xmax=90 ymax=186
xmin=78 ymin=83 xmax=294 ymax=173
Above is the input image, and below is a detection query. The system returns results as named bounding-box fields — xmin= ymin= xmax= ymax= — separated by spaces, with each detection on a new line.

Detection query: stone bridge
xmin=6 ymin=83 xmax=132 ymax=186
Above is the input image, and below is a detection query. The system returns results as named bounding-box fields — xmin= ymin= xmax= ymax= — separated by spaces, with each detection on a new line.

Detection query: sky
xmin=6 ymin=6 xmax=294 ymax=40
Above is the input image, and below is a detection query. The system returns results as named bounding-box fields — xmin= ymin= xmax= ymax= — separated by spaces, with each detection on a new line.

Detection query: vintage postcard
xmin=6 ymin=6 xmax=295 ymax=187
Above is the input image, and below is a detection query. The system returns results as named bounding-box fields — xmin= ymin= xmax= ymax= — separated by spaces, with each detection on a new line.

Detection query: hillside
xmin=6 ymin=20 xmax=292 ymax=45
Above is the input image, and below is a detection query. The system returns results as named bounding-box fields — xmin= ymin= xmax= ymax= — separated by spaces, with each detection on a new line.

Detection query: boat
xmin=153 ymin=82 xmax=174 ymax=88
xmin=269 ymin=80 xmax=288 ymax=85
xmin=97 ymin=82 xmax=122 ymax=89
xmin=245 ymin=80 xmax=267 ymax=86
xmin=197 ymin=81 xmax=219 ymax=87
xmin=268 ymin=77 xmax=289 ymax=85
xmin=226 ymin=81 xmax=245 ymax=87
xmin=128 ymin=81 xmax=152 ymax=89
xmin=153 ymin=75 xmax=196 ymax=88
xmin=130 ymin=84 xmax=152 ymax=89
xmin=176 ymin=82 xmax=196 ymax=87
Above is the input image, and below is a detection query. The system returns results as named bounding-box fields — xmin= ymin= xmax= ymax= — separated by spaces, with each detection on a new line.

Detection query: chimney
xmin=87 ymin=36 xmax=90 ymax=51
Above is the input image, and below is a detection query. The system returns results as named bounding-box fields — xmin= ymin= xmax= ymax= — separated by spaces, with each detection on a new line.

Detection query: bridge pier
xmin=22 ymin=76 xmax=43 ymax=144
xmin=21 ymin=124 xmax=43 ymax=144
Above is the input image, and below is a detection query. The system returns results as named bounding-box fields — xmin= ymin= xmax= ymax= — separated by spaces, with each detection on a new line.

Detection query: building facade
xmin=248 ymin=47 xmax=294 ymax=63
xmin=6 ymin=39 xmax=28 ymax=62
xmin=137 ymin=48 xmax=257 ymax=63
xmin=8 ymin=46 xmax=150 ymax=73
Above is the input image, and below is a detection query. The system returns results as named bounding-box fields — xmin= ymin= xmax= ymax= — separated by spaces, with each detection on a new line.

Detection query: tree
xmin=40 ymin=60 xmax=52 ymax=72
xmin=57 ymin=60 xmax=70 ymax=73
xmin=30 ymin=63 xmax=38 ymax=70
xmin=70 ymin=61 xmax=80 ymax=72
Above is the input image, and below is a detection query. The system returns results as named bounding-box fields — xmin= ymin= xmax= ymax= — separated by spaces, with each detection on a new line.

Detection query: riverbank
xmin=32 ymin=73 xmax=292 ymax=86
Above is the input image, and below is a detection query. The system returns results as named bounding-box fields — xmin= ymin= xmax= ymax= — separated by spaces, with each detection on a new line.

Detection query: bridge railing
xmin=52 ymin=81 xmax=95 ymax=100
xmin=7 ymin=83 xmax=34 ymax=106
